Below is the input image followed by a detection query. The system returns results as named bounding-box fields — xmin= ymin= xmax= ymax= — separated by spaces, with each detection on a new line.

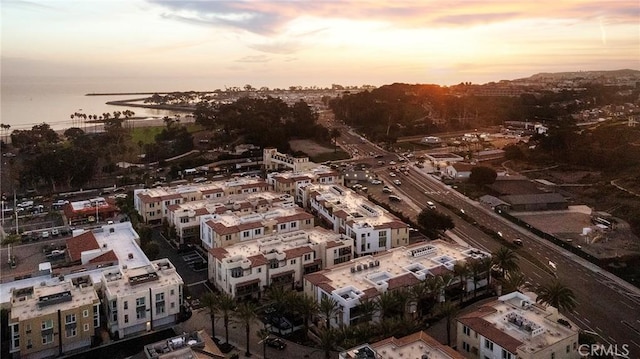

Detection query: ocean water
xmin=1 ymin=76 xmax=218 ymax=131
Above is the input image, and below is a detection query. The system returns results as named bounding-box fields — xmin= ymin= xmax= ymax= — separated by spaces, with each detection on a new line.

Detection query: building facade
xmin=208 ymin=227 xmax=353 ymax=299
xmin=134 ymin=177 xmax=268 ymax=224
xmin=8 ymin=276 xmax=100 ymax=359
xmin=102 ymin=259 xmax=184 ymax=339
xmin=303 ymin=184 xmax=409 ymax=256
xmin=263 ymin=148 xmax=318 ymax=172
xmin=266 ymin=166 xmax=342 ymax=203
xmin=340 ymin=331 xmax=464 ymax=359
xmin=456 ymin=291 xmax=580 ymax=359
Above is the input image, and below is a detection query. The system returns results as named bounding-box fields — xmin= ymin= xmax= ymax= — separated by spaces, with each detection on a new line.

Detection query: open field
xmin=290 ymin=139 xmax=333 ymax=156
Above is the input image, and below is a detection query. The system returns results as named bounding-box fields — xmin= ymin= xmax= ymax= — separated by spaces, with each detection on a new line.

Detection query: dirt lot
xmin=513 ymin=208 xmax=640 ymax=258
xmin=289 ymin=139 xmax=333 ymax=156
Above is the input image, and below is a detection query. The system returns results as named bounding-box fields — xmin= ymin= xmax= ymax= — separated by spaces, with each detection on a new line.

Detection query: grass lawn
xmin=130 ymin=126 xmax=164 ymax=145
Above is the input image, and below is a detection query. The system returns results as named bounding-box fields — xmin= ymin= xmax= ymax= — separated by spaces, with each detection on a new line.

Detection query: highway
xmin=335 ymin=126 xmax=640 ymax=357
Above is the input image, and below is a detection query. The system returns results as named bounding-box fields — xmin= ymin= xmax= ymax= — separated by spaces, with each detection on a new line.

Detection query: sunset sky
xmin=2 ymin=0 xmax=639 ymax=87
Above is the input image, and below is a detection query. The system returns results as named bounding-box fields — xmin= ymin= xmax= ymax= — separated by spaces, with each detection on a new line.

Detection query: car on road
xmin=265 ymin=337 xmax=287 ymax=350
xmin=513 ymin=238 xmax=523 ymax=246
xmin=51 ymin=229 xmax=60 ymax=236
xmin=389 ymin=172 xmax=396 ymax=177
xmin=370 ymin=179 xmax=382 ymax=185
xmin=382 ymin=186 xmax=393 ymax=193
xmin=389 ymin=161 xmax=396 ymax=165
xmin=393 ymin=179 xmax=402 ymax=186
xmin=427 ymin=201 xmax=436 ymax=210
xmin=41 ymin=231 xmax=50 ymax=239
xmin=389 ymin=195 xmax=402 ymax=202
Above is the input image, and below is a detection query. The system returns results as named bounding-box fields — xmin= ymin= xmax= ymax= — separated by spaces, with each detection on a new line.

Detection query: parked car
xmin=265 ymin=338 xmax=287 ymax=350
xmin=51 ymin=229 xmax=60 ymax=236
xmin=513 ymin=238 xmax=523 ymax=246
xmin=382 ymin=187 xmax=393 ymax=194
xmin=41 ymin=231 xmax=50 ymax=239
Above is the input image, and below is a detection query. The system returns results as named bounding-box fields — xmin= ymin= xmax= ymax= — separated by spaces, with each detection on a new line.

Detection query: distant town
xmin=1 ymin=69 xmax=639 ymax=359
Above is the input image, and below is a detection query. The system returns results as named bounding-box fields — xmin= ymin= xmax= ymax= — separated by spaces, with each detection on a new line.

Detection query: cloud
xmin=236 ymin=55 xmax=271 ymax=63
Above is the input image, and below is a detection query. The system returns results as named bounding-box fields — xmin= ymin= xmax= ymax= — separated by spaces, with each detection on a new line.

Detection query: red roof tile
xmin=387 ymin=273 xmax=421 ymax=290
xmin=458 ymin=316 xmax=522 ymax=354
xmin=66 ymin=232 xmax=100 ymax=262
xmin=87 ymin=250 xmax=118 ymax=264
xmin=284 ymin=246 xmax=314 ymax=259
xmin=209 ymin=247 xmax=229 ymax=261
xmin=248 ymin=254 xmax=268 ymax=268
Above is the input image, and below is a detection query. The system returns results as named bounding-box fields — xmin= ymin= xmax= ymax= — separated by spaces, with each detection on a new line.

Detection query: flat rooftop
xmin=92 ymin=222 xmax=149 ymax=270
xmin=103 ymin=259 xmax=183 ymax=296
xmin=204 ymin=205 xmax=309 ymax=229
xmin=138 ymin=177 xmax=265 ymax=199
xmin=10 ymin=277 xmax=99 ymax=321
xmin=169 ymin=191 xmax=294 ymax=213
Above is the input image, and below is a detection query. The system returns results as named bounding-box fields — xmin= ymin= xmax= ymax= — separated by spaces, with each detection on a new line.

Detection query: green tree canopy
xmin=469 ymin=166 xmax=497 ymax=187
xmin=417 ymin=208 xmax=454 ymax=238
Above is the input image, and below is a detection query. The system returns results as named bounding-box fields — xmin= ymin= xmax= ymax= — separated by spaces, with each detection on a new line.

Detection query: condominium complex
xmin=8 ymin=275 xmax=101 ymax=359
xmin=134 ymin=177 xmax=268 ymax=223
xmin=456 ymin=291 xmax=580 ymax=359
xmin=102 ymin=259 xmax=184 ymax=339
xmin=303 ymin=184 xmax=409 ymax=255
xmin=166 ymin=191 xmax=294 ymax=244
xmin=199 ymin=205 xmax=315 ymax=250
xmin=263 ymin=147 xmax=318 ymax=172
xmin=266 ymin=166 xmax=342 ymax=203
xmin=304 ymin=240 xmax=490 ymax=327
xmin=340 ymin=331 xmax=464 ymax=359
xmin=208 ymin=227 xmax=353 ymax=299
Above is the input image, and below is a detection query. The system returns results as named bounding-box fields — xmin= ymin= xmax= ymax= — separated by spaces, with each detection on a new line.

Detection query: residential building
xmin=303 ymin=184 xmax=409 ymax=256
xmin=304 ymin=240 xmax=490 ymax=327
xmin=340 ymin=331 xmax=464 ymax=359
xmin=444 ymin=163 xmax=475 ymax=181
xmin=425 ymin=153 xmax=465 ymax=168
xmin=8 ymin=275 xmax=100 ymax=359
xmin=456 ymin=291 xmax=580 ymax=359
xmin=166 ymin=191 xmax=294 ymax=244
xmin=474 ymin=149 xmax=506 ymax=162
xmin=266 ymin=166 xmax=342 ymax=203
xmin=102 ymin=259 xmax=184 ymax=339
xmin=134 ymin=177 xmax=268 ymax=223
xmin=263 ymin=147 xmax=318 ymax=172
xmin=208 ymin=227 xmax=353 ymax=299
xmin=65 ymin=222 xmax=148 ymax=270
xmin=63 ymin=197 xmax=118 ymax=226
xmin=199 ymin=206 xmax=314 ymax=250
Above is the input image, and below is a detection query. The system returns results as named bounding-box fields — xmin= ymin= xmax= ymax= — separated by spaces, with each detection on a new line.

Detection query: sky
xmin=2 ymin=0 xmax=639 ymax=88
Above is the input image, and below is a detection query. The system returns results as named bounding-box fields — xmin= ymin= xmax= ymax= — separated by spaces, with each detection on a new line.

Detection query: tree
xmin=317 ymin=327 xmax=341 ymax=359
xmin=217 ymin=293 xmax=236 ymax=344
xmin=453 ymin=262 xmax=470 ymax=302
xmin=290 ymin=293 xmax=318 ymax=340
xmin=256 ymin=328 xmax=270 ymax=359
xmin=437 ymin=301 xmax=459 ymax=346
xmin=501 ymin=271 xmax=528 ymax=294
xmin=234 ymin=301 xmax=258 ymax=356
xmin=201 ymin=293 xmax=219 ymax=340
xmin=492 ymin=246 xmax=519 ymax=278
xmin=319 ymin=296 xmax=340 ymax=328
xmin=417 ymin=208 xmax=454 ymax=238
xmin=534 ymin=280 xmax=577 ymax=312
xmin=142 ymin=242 xmax=160 ymax=260
xmin=330 ymin=127 xmax=341 ymax=153
xmin=469 ymin=166 xmax=497 ymax=187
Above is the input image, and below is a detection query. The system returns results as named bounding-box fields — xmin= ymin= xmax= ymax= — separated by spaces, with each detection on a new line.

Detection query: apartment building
xmin=134 ymin=177 xmax=268 ymax=223
xmin=102 ymin=259 xmax=184 ymax=339
xmin=199 ymin=205 xmax=315 ymax=250
xmin=166 ymin=191 xmax=294 ymax=244
xmin=303 ymin=184 xmax=409 ymax=256
xmin=63 ymin=197 xmax=118 ymax=226
xmin=266 ymin=166 xmax=342 ymax=203
xmin=456 ymin=291 xmax=580 ymax=359
xmin=208 ymin=227 xmax=353 ymax=299
xmin=263 ymin=147 xmax=318 ymax=172
xmin=304 ymin=240 xmax=490 ymax=327
xmin=8 ymin=275 xmax=100 ymax=359
xmin=340 ymin=331 xmax=464 ymax=359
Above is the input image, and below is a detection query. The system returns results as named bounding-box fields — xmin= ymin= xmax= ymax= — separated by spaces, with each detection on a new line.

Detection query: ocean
xmin=1 ymin=75 xmax=220 ymax=132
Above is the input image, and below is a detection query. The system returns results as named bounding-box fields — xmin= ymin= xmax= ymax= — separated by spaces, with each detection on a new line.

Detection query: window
xmin=25 ymin=323 xmax=31 ymax=334
xmin=254 ymin=228 xmax=261 ymax=235
xmin=502 ymin=349 xmax=510 ymax=359
xmin=291 ymin=222 xmax=297 ymax=228
xmin=484 ymin=339 xmax=494 ymax=350
xmin=137 ymin=310 xmax=146 ymax=319
xmin=42 ymin=333 xmax=53 ymax=345
xmin=257 ymin=268 xmax=262 ymax=273
xmin=84 ymin=324 xmax=90 ymax=332
xmin=280 ymin=224 xmax=286 ymax=230
xmin=41 ymin=319 xmax=53 ymax=330
xmin=462 ymin=342 xmax=470 ymax=352
xmin=124 ymin=315 xmax=129 ymax=323
xmin=171 ymin=302 xmax=175 ymax=309
xmin=136 ymin=297 xmax=146 ymax=319
xmin=171 ymin=289 xmax=175 ymax=296
xmin=566 ymin=345 xmax=570 ymax=353
xmin=27 ymin=338 xmax=32 ymax=349
xmin=83 ymin=309 xmax=89 ymax=318
xmin=378 ymin=237 xmax=386 ymax=247
xmin=304 ymin=253 xmax=312 ymax=261
xmin=305 ymin=219 xmax=311 ymax=225
xmin=156 ymin=293 xmax=166 ymax=315
xmin=156 ymin=293 xmax=164 ymax=301
xmin=463 ymin=325 xmax=471 ymax=336
xmin=243 ymin=231 xmax=250 ymax=238
xmin=180 ymin=217 xmax=189 ymax=223
xmin=231 ymin=267 xmax=243 ymax=278
xmin=65 ymin=314 xmax=76 ymax=324
xmin=136 ymin=297 xmax=145 ymax=306
xmin=65 ymin=326 xmax=76 ymax=338
xmin=290 ymin=259 xmax=296 ymax=265
xmin=551 ymin=353 xmax=555 ymax=359
xmin=124 ymin=301 xmax=128 ymax=310
xmin=225 ymin=235 xmax=232 ymax=241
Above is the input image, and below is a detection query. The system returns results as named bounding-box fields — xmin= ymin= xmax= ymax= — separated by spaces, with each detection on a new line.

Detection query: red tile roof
xmin=248 ymin=254 xmax=268 ymax=268
xmin=458 ymin=316 xmax=523 ymax=354
xmin=209 ymin=247 xmax=229 ymax=261
xmin=284 ymin=246 xmax=314 ymax=259
xmin=387 ymin=273 xmax=421 ymax=290
xmin=66 ymin=232 xmax=100 ymax=262
xmin=87 ymin=250 xmax=118 ymax=264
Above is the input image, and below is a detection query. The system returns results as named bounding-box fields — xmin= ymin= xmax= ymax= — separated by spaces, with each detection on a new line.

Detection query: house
xmin=456 ymin=291 xmax=580 ymax=359
xmin=444 ymin=163 xmax=475 ymax=181
xmin=263 ymin=148 xmax=318 ymax=172
xmin=63 ymin=197 xmax=118 ymax=226
xmin=340 ymin=331 xmax=464 ymax=359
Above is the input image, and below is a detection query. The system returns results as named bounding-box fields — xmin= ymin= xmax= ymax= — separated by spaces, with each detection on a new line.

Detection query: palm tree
xmin=317 ymin=327 xmax=340 ymax=359
xmin=478 ymin=256 xmax=494 ymax=292
xmin=437 ymin=301 xmax=459 ymax=346
xmin=467 ymin=258 xmax=482 ymax=298
xmin=201 ymin=292 xmax=219 ymax=340
xmin=330 ymin=127 xmax=341 ymax=153
xmin=291 ymin=293 xmax=318 ymax=340
xmin=319 ymin=296 xmax=340 ymax=328
xmin=375 ymin=291 xmax=399 ymax=320
xmin=217 ymin=293 xmax=236 ymax=344
xmin=492 ymin=246 xmax=519 ymax=278
xmin=354 ymin=298 xmax=376 ymax=325
xmin=534 ymin=280 xmax=577 ymax=312
xmin=501 ymin=271 xmax=528 ymax=294
xmin=453 ymin=262 xmax=470 ymax=303
xmin=266 ymin=285 xmax=291 ymax=319
xmin=409 ymin=280 xmax=431 ymax=318
xmin=234 ymin=301 xmax=258 ymax=356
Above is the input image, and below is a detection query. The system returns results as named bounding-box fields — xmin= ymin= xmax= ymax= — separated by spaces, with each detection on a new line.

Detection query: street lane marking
xmin=631 ymin=340 xmax=640 ymax=349
xmin=583 ymin=317 xmax=591 ymax=324
xmin=532 ymin=271 xmax=542 ymax=279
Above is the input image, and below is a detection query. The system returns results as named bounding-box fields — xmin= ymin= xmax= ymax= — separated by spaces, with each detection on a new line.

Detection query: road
xmin=332 ymin=121 xmax=640 ymax=356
